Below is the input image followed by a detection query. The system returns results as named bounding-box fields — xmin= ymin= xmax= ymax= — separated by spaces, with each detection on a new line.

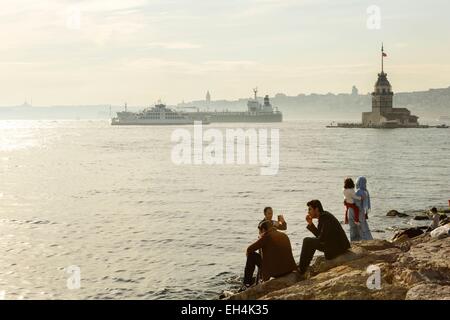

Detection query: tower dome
xmin=374 ymin=72 xmax=392 ymax=94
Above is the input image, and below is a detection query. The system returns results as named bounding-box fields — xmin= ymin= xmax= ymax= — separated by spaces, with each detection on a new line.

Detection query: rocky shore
xmin=222 ymin=220 xmax=450 ymax=300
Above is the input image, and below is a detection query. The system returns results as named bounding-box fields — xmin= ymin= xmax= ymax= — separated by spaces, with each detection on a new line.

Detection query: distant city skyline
xmin=8 ymin=82 xmax=450 ymax=108
xmin=1 ymin=0 xmax=450 ymax=105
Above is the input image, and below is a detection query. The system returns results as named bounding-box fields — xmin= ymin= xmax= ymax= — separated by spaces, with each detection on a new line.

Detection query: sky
xmin=1 ymin=0 xmax=450 ymax=106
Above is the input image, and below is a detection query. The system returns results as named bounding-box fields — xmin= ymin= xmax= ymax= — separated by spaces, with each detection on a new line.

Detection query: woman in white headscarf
xmin=354 ymin=176 xmax=373 ymax=240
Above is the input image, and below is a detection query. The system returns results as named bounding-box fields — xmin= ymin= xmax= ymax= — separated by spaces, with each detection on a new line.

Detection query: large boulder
xmin=386 ymin=210 xmax=409 ymax=217
xmin=309 ymin=246 xmax=367 ymax=276
xmin=261 ymin=263 xmax=408 ymax=300
xmin=225 ymin=236 xmax=450 ymax=300
xmin=226 ymin=272 xmax=302 ymax=300
xmin=391 ymin=227 xmax=429 ymax=243
xmin=386 ymin=210 xmax=399 ymax=217
xmin=414 ymin=215 xmax=430 ymax=221
xmin=353 ymin=239 xmax=396 ymax=251
xmin=396 ymin=236 xmax=450 ymax=272
xmin=406 ymin=283 xmax=450 ymax=300
xmin=430 ymin=224 xmax=450 ymax=239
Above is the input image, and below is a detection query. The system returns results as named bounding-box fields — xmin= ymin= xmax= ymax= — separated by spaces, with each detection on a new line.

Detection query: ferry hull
xmin=183 ymin=112 xmax=282 ymax=123
xmin=111 ymin=119 xmax=200 ymax=126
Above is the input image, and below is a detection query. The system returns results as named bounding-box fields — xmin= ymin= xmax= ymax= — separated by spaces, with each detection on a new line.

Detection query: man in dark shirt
xmin=243 ymin=220 xmax=297 ymax=288
xmin=298 ymin=200 xmax=351 ymax=274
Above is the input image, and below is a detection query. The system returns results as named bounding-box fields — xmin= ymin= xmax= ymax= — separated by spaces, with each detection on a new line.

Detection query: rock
xmin=386 ymin=210 xmax=399 ymax=217
xmin=225 ymin=236 xmax=450 ymax=300
xmin=414 ymin=215 xmax=430 ymax=221
xmin=406 ymin=283 xmax=450 ymax=300
xmin=400 ymin=270 xmax=428 ymax=285
xmin=395 ymin=237 xmax=450 ymax=274
xmin=396 ymin=241 xmax=412 ymax=252
xmin=226 ymin=272 xmax=302 ymax=300
xmin=261 ymin=263 xmax=408 ymax=300
xmin=392 ymin=234 xmax=411 ymax=245
xmin=440 ymin=217 xmax=450 ymax=226
xmin=430 ymin=224 xmax=450 ymax=239
xmin=364 ymin=248 xmax=403 ymax=263
xmin=387 ymin=210 xmax=409 ymax=217
xmin=392 ymin=227 xmax=426 ymax=242
xmin=219 ymin=291 xmax=236 ymax=299
xmin=410 ymin=232 xmax=431 ymax=245
xmin=309 ymin=246 xmax=368 ymax=276
xmin=353 ymin=239 xmax=395 ymax=251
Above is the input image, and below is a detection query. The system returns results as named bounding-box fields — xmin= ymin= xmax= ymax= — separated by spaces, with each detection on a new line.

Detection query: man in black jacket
xmin=298 ymin=200 xmax=351 ymax=274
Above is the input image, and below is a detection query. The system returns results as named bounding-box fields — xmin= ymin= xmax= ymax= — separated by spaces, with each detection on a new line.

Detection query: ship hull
xmin=183 ymin=112 xmax=282 ymax=123
xmin=111 ymin=118 xmax=197 ymax=126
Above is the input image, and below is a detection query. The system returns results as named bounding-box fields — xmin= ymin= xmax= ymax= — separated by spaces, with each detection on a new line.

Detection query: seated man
xmin=298 ymin=200 xmax=351 ymax=275
xmin=243 ymin=220 xmax=297 ymax=288
xmin=261 ymin=206 xmax=287 ymax=231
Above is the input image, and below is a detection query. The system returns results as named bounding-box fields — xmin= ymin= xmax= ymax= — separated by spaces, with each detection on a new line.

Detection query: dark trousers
xmin=298 ymin=237 xmax=324 ymax=274
xmin=244 ymin=252 xmax=262 ymax=286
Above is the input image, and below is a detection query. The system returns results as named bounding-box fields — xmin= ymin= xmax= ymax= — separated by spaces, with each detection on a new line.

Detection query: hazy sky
xmin=1 ymin=0 xmax=450 ymax=105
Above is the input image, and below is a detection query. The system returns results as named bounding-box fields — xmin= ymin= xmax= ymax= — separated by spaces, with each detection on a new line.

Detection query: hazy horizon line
xmin=2 ymin=82 xmax=449 ymax=108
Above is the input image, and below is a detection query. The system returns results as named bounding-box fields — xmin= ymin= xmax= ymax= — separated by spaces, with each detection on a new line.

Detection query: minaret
xmin=206 ymin=90 xmax=211 ymax=104
xmin=372 ymin=43 xmax=393 ymax=114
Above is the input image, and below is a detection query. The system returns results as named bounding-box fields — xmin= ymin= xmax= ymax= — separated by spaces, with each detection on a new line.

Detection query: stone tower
xmin=362 ymin=44 xmax=419 ymax=127
xmin=371 ymin=71 xmax=393 ymax=113
xmin=371 ymin=43 xmax=393 ymax=113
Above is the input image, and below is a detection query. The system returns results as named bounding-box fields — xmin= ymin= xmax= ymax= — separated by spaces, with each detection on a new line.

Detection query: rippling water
xmin=0 ymin=120 xmax=449 ymax=299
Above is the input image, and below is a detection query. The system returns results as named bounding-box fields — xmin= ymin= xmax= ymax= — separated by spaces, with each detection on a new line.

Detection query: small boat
xmin=436 ymin=124 xmax=449 ymax=129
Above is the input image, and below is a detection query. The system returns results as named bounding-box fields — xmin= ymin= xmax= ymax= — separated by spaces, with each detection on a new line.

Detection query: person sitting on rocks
xmin=261 ymin=206 xmax=287 ymax=231
xmin=255 ymin=207 xmax=287 ymax=283
xmin=298 ymin=200 xmax=351 ymax=275
xmin=242 ymin=220 xmax=297 ymax=290
xmin=429 ymin=207 xmax=440 ymax=231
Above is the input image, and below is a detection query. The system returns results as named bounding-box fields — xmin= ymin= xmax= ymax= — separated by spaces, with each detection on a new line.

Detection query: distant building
xmin=351 ymin=85 xmax=359 ymax=96
xmin=206 ymin=90 xmax=211 ymax=104
xmin=362 ymin=45 xmax=419 ymax=127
